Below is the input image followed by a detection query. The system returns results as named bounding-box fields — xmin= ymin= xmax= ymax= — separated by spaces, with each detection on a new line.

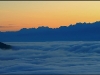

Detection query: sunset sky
xmin=0 ymin=1 xmax=100 ymax=31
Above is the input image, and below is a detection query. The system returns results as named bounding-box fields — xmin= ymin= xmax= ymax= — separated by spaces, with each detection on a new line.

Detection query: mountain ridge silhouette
xmin=0 ymin=21 xmax=100 ymax=42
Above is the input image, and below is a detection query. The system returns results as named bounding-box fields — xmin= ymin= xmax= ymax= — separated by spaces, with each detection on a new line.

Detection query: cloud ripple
xmin=1 ymin=41 xmax=100 ymax=74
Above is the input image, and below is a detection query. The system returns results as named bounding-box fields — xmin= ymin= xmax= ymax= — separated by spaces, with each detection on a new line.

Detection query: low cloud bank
xmin=1 ymin=41 xmax=100 ymax=74
xmin=12 ymin=41 xmax=100 ymax=53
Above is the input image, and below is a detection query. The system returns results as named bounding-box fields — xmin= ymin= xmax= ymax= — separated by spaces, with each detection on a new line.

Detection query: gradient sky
xmin=0 ymin=1 xmax=100 ymax=31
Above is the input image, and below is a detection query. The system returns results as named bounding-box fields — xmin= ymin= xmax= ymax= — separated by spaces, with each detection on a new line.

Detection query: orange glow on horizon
xmin=0 ymin=1 xmax=100 ymax=31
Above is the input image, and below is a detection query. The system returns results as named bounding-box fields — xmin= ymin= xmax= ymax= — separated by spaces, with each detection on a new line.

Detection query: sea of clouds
xmin=1 ymin=41 xmax=100 ymax=74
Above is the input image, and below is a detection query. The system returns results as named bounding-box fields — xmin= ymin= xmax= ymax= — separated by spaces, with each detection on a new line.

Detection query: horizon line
xmin=0 ymin=20 xmax=100 ymax=32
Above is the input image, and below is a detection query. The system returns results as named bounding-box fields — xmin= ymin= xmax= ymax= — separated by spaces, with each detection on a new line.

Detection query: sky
xmin=0 ymin=1 xmax=100 ymax=31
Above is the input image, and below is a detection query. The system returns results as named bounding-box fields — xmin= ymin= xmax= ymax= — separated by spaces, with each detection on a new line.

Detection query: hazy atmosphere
xmin=1 ymin=1 xmax=100 ymax=74
xmin=0 ymin=1 xmax=100 ymax=31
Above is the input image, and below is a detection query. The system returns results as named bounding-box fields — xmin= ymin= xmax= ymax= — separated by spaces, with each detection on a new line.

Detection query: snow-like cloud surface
xmin=1 ymin=41 xmax=100 ymax=74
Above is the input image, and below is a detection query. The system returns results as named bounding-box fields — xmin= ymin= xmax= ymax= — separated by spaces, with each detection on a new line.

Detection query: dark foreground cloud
xmin=1 ymin=41 xmax=100 ymax=74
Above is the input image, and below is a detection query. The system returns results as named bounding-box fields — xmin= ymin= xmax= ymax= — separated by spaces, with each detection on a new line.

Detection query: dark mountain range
xmin=0 ymin=21 xmax=100 ymax=42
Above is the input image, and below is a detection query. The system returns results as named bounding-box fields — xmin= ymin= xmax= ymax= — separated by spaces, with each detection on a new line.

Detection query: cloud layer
xmin=1 ymin=41 xmax=100 ymax=74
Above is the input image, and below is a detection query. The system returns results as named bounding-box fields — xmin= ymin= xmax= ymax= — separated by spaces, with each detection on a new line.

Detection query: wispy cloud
xmin=0 ymin=24 xmax=18 ymax=28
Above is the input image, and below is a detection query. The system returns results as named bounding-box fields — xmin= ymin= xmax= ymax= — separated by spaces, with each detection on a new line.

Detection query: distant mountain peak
xmin=0 ymin=21 xmax=100 ymax=42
